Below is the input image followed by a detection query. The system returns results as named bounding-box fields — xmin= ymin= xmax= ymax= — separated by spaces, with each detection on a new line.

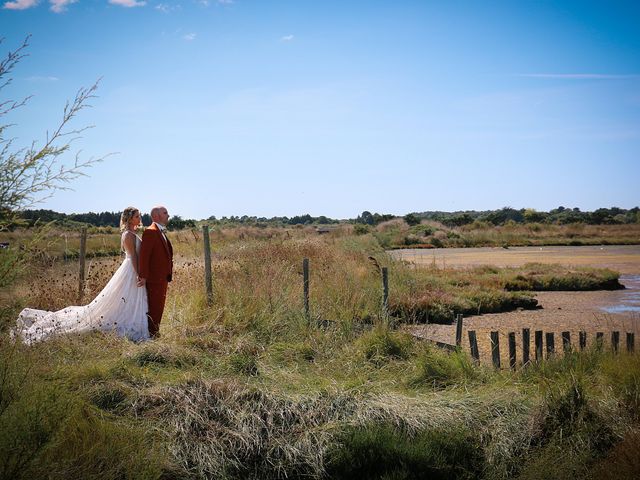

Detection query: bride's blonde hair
xmin=120 ymin=207 xmax=140 ymax=232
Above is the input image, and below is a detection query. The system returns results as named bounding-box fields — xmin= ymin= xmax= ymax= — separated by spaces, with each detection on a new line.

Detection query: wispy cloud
xmin=517 ymin=73 xmax=640 ymax=80
xmin=50 ymin=0 xmax=76 ymax=12
xmin=156 ymin=2 xmax=181 ymax=13
xmin=281 ymin=34 xmax=294 ymax=42
xmin=109 ymin=0 xmax=146 ymax=7
xmin=217 ymin=0 xmax=234 ymax=4
xmin=26 ymin=75 xmax=60 ymax=82
xmin=2 ymin=0 xmax=38 ymax=10
xmin=183 ymin=32 xmax=197 ymax=41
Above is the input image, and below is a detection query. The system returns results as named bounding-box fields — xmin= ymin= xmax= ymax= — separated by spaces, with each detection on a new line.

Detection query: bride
xmin=15 ymin=207 xmax=150 ymax=344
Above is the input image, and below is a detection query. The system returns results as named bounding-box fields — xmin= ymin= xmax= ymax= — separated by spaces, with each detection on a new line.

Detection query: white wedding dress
xmin=15 ymin=232 xmax=150 ymax=345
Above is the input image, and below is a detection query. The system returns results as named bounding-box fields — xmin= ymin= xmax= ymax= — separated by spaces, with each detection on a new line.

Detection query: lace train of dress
xmin=15 ymin=234 xmax=150 ymax=344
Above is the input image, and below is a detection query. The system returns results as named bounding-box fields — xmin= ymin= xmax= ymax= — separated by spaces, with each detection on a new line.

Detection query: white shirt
xmin=153 ymin=222 xmax=168 ymax=244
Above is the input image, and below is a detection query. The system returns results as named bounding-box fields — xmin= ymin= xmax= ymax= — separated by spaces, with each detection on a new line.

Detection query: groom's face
xmin=156 ymin=208 xmax=170 ymax=226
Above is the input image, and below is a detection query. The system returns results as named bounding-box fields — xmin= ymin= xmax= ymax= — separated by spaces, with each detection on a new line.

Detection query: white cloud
xmin=155 ymin=2 xmax=174 ymax=12
xmin=2 ymin=0 xmax=38 ymax=10
xmin=183 ymin=33 xmax=196 ymax=41
xmin=281 ymin=34 xmax=294 ymax=42
xmin=217 ymin=0 xmax=234 ymax=4
xmin=50 ymin=0 xmax=76 ymax=12
xmin=109 ymin=0 xmax=146 ymax=7
xmin=517 ymin=73 xmax=639 ymax=80
xmin=26 ymin=75 xmax=60 ymax=82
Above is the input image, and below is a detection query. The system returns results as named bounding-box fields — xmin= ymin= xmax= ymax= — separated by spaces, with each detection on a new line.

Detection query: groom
xmin=138 ymin=206 xmax=173 ymax=338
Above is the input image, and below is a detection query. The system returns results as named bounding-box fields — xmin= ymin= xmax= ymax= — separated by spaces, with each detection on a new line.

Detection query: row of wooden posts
xmin=455 ymin=313 xmax=637 ymax=369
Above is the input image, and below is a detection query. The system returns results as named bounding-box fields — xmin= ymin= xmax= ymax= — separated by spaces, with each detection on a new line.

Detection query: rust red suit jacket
xmin=139 ymin=223 xmax=173 ymax=283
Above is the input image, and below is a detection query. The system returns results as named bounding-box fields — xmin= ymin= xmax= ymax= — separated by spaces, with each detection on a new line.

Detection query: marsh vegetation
xmin=1 ymin=225 xmax=639 ymax=479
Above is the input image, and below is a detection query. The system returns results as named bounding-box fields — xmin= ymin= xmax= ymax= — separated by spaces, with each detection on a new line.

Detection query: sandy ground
xmin=397 ymin=245 xmax=640 ymax=366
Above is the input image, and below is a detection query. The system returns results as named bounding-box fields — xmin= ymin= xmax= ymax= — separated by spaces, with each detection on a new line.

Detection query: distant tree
xmin=523 ymin=208 xmax=547 ymax=223
xmin=482 ymin=207 xmax=524 ymax=225
xmin=356 ymin=211 xmax=374 ymax=225
xmin=167 ymin=215 xmax=196 ymax=231
xmin=403 ymin=213 xmax=420 ymax=226
xmin=442 ymin=213 xmax=474 ymax=227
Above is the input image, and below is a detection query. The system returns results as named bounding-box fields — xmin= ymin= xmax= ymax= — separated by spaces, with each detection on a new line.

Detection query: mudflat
xmin=398 ymin=245 xmax=640 ymax=364
xmin=390 ymin=244 xmax=640 ymax=274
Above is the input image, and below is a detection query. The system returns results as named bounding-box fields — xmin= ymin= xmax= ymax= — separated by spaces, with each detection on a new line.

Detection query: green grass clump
xmin=326 ymin=423 xmax=483 ymax=480
xmin=358 ymin=326 xmax=413 ymax=365
xmin=599 ymin=352 xmax=640 ymax=418
xmin=503 ymin=264 xmax=623 ymax=291
xmin=409 ymin=346 xmax=485 ymax=388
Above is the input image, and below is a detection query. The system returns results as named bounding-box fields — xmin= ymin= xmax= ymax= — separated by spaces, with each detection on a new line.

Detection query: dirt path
xmin=398 ymin=245 xmax=640 ymax=365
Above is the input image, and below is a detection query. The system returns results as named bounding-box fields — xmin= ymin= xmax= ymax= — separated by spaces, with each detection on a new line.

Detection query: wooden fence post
xmin=455 ymin=314 xmax=463 ymax=348
xmin=202 ymin=225 xmax=213 ymax=306
xmin=468 ymin=330 xmax=479 ymax=364
xmin=522 ymin=328 xmax=530 ymax=366
xmin=546 ymin=332 xmax=555 ymax=358
xmin=596 ymin=332 xmax=604 ymax=351
xmin=627 ymin=332 xmax=635 ymax=353
xmin=579 ymin=331 xmax=587 ymax=351
xmin=535 ymin=330 xmax=543 ymax=362
xmin=77 ymin=227 xmax=87 ymax=303
xmin=562 ymin=331 xmax=571 ymax=353
xmin=491 ymin=331 xmax=500 ymax=369
xmin=612 ymin=331 xmax=620 ymax=353
xmin=303 ymin=258 xmax=310 ymax=322
xmin=508 ymin=332 xmax=517 ymax=370
xmin=381 ymin=267 xmax=389 ymax=317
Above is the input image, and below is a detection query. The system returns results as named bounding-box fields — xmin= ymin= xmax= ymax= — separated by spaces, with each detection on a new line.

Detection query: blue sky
xmin=2 ymin=0 xmax=639 ymax=219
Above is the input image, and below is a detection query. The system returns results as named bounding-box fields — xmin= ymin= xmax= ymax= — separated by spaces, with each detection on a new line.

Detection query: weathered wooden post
xmin=490 ymin=331 xmax=500 ymax=369
xmin=612 ymin=331 xmax=620 ymax=353
xmin=562 ymin=331 xmax=571 ymax=353
xmin=546 ymin=332 xmax=555 ymax=358
xmin=455 ymin=314 xmax=464 ymax=348
xmin=303 ymin=258 xmax=310 ymax=322
xmin=381 ymin=267 xmax=389 ymax=317
xmin=468 ymin=330 xmax=479 ymax=364
xmin=535 ymin=330 xmax=543 ymax=362
xmin=579 ymin=331 xmax=587 ymax=351
xmin=522 ymin=328 xmax=530 ymax=365
xmin=202 ymin=225 xmax=213 ymax=306
xmin=77 ymin=227 xmax=87 ymax=303
xmin=596 ymin=332 xmax=604 ymax=351
xmin=627 ymin=332 xmax=635 ymax=353
xmin=508 ymin=332 xmax=517 ymax=370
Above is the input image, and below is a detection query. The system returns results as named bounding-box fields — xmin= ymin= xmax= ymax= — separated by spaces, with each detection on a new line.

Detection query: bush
xmin=409 ymin=347 xmax=483 ymax=388
xmin=327 ymin=423 xmax=483 ymax=480
xmin=359 ymin=327 xmax=413 ymax=365
xmin=353 ymin=224 xmax=370 ymax=235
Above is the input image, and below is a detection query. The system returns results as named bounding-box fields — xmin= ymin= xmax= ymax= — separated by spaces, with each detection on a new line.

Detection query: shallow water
xmin=601 ymin=275 xmax=640 ymax=314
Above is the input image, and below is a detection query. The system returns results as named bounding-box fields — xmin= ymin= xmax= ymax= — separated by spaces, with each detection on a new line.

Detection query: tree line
xmin=7 ymin=205 xmax=639 ymax=231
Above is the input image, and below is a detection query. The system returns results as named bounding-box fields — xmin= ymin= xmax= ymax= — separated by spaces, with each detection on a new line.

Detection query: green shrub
xmin=229 ymin=352 xmax=259 ymax=376
xmin=326 ymin=423 xmax=483 ymax=480
xmin=353 ymin=224 xmax=370 ymax=235
xmin=359 ymin=327 xmax=412 ymax=365
xmin=409 ymin=347 xmax=483 ymax=388
xmin=600 ymin=352 xmax=640 ymax=418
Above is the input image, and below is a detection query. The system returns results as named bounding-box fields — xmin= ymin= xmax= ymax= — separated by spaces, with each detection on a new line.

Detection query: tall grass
xmin=1 ymin=228 xmax=639 ymax=478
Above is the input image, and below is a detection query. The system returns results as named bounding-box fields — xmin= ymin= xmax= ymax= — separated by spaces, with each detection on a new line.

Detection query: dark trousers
xmin=146 ymin=281 xmax=168 ymax=337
